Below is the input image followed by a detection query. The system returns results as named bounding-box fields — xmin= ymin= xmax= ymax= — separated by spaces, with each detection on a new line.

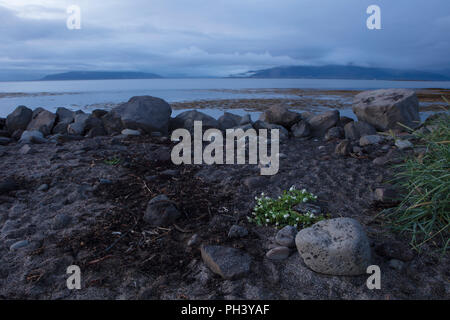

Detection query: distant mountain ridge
xmin=232 ymin=65 xmax=450 ymax=81
xmin=41 ymin=71 xmax=163 ymax=81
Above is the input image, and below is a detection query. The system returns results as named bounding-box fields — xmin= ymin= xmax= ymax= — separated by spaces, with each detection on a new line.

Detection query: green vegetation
xmin=104 ymin=157 xmax=122 ymax=166
xmin=382 ymin=104 xmax=449 ymax=253
xmin=248 ymin=186 xmax=327 ymax=229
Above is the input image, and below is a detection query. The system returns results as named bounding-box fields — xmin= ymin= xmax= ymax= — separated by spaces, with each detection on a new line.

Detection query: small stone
xmin=374 ymin=187 xmax=398 ymax=203
xmin=143 ymin=195 xmax=181 ymax=227
xmin=37 ymin=184 xmax=49 ymax=192
xmin=395 ymin=139 xmax=413 ymax=150
xmin=52 ymin=214 xmax=73 ymax=230
xmin=121 ymin=128 xmax=141 ymax=136
xmin=187 ymin=234 xmax=200 ymax=247
xmin=228 ymin=225 xmax=248 ymax=239
xmin=18 ymin=144 xmax=33 ymax=155
xmin=266 ymin=246 xmax=290 ymax=260
xmin=201 ymin=245 xmax=252 ymax=280
xmin=388 ymin=259 xmax=405 ymax=271
xmin=99 ymin=179 xmax=113 ymax=185
xmin=10 ymin=240 xmax=30 ymax=251
xmin=335 ymin=140 xmax=351 ymax=156
xmin=359 ymin=135 xmax=384 ymax=146
xmin=275 ymin=225 xmax=297 ymax=248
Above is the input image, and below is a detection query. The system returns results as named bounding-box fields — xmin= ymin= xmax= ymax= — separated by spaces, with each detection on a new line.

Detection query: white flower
xmin=266 ymin=219 xmax=270 ymax=222
xmin=283 ymin=214 xmax=289 ymax=219
xmin=289 ymin=186 xmax=295 ymax=191
xmin=303 ymin=198 xmax=308 ymax=203
xmin=302 ymin=189 xmax=307 ymax=193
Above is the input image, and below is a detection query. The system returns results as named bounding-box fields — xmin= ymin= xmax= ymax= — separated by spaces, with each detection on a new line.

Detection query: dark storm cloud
xmin=0 ymin=0 xmax=449 ymax=79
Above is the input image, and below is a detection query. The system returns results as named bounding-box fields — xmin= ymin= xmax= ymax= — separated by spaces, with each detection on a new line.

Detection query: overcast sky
xmin=0 ymin=0 xmax=449 ymax=79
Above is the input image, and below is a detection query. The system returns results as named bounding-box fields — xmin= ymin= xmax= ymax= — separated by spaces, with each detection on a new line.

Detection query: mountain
xmin=232 ymin=65 xmax=450 ymax=81
xmin=41 ymin=71 xmax=163 ymax=81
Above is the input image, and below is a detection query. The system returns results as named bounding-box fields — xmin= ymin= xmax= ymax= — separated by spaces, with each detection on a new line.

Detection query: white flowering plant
xmin=248 ymin=186 xmax=326 ymax=229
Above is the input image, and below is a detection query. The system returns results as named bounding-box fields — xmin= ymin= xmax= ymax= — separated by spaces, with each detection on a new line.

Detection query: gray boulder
xmin=56 ymin=107 xmax=75 ymax=124
xmin=218 ymin=112 xmax=242 ymax=130
xmin=27 ymin=109 xmax=56 ymax=136
xmin=6 ymin=106 xmax=33 ymax=134
xmin=266 ymin=246 xmax=290 ymax=260
xmin=263 ymin=105 xmax=301 ymax=128
xmin=295 ymin=217 xmax=371 ymax=275
xmin=171 ymin=110 xmax=218 ymax=132
xmin=359 ymin=135 xmax=384 ymax=146
xmin=19 ymin=130 xmax=47 ymax=144
xmin=353 ymin=89 xmax=420 ymax=131
xmin=112 ymin=96 xmax=172 ymax=134
xmin=344 ymin=121 xmax=377 ymax=140
xmin=102 ymin=112 xmax=124 ymax=135
xmin=143 ymin=195 xmax=181 ymax=227
xmin=239 ymin=114 xmax=252 ymax=125
xmin=67 ymin=113 xmax=90 ymax=135
xmin=201 ymin=245 xmax=252 ymax=279
xmin=307 ymin=110 xmax=339 ymax=137
xmin=324 ymin=126 xmax=344 ymax=141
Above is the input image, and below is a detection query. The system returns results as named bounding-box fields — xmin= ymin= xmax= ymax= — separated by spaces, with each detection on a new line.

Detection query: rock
xmin=344 ymin=121 xmax=377 ymax=140
xmin=295 ymin=217 xmax=371 ymax=275
xmin=275 ymin=225 xmax=297 ymax=248
xmin=0 ymin=180 xmax=19 ymax=194
xmin=339 ymin=116 xmax=354 ymax=127
xmin=19 ymin=130 xmax=47 ymax=144
xmin=37 ymin=184 xmax=49 ymax=192
xmin=324 ymin=126 xmax=344 ymax=141
xmin=121 ymin=129 xmax=141 ymax=136
xmin=242 ymin=176 xmax=266 ymax=189
xmin=18 ymin=144 xmax=33 ymax=155
xmin=92 ymin=109 xmax=108 ymax=118
xmin=353 ymin=89 xmax=420 ymax=131
xmin=263 ymin=105 xmax=300 ymax=128
xmin=266 ymin=246 xmax=290 ymax=260
xmin=86 ymin=126 xmax=107 ymax=138
xmin=10 ymin=240 xmax=30 ymax=251
xmin=187 ymin=234 xmax=200 ymax=247
xmin=359 ymin=135 xmax=384 ymax=146
xmin=201 ymin=245 xmax=252 ymax=279
xmin=102 ymin=112 xmax=124 ymax=135
xmin=307 ymin=110 xmax=339 ymax=137
xmin=335 ymin=140 xmax=351 ymax=156
xmin=388 ymin=259 xmax=405 ymax=271
xmin=112 ymin=96 xmax=172 ymax=134
xmin=218 ymin=112 xmax=242 ymax=130
xmin=0 ymin=137 xmax=11 ymax=145
xmin=239 ymin=114 xmax=252 ymax=125
xmin=228 ymin=225 xmax=248 ymax=239
xmin=67 ymin=113 xmax=90 ymax=135
xmin=26 ymin=109 xmax=56 ymax=136
xmin=171 ymin=110 xmax=218 ymax=132
xmin=55 ymin=107 xmax=75 ymax=124
xmin=52 ymin=122 xmax=70 ymax=134
xmin=395 ymin=139 xmax=413 ymax=150
xmin=253 ymin=121 xmax=289 ymax=140
xmin=6 ymin=106 xmax=33 ymax=134
xmin=291 ymin=120 xmax=311 ymax=138
xmin=374 ymin=187 xmax=398 ymax=203
xmin=143 ymin=195 xmax=181 ymax=227
xmin=52 ymin=214 xmax=72 ymax=230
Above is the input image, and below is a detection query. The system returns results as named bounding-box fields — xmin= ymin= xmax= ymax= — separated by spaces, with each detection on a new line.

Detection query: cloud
xmin=0 ymin=0 xmax=449 ymax=79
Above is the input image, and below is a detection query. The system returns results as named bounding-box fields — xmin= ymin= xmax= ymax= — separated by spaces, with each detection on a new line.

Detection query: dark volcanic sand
xmin=0 ymin=134 xmax=448 ymax=299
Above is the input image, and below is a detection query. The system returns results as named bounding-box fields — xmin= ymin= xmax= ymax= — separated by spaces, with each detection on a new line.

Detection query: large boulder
xmin=263 ymin=105 xmax=301 ymax=128
xmin=170 ymin=110 xmax=219 ymax=132
xmin=112 ymin=96 xmax=172 ymax=134
xmin=307 ymin=110 xmax=340 ymax=137
xmin=19 ymin=130 xmax=47 ymax=144
xmin=6 ymin=106 xmax=33 ymax=134
xmin=353 ymin=89 xmax=420 ymax=131
xmin=291 ymin=120 xmax=311 ymax=138
xmin=26 ymin=109 xmax=56 ymax=136
xmin=67 ymin=113 xmax=90 ymax=135
xmin=101 ymin=112 xmax=124 ymax=135
xmin=295 ymin=217 xmax=371 ymax=275
xmin=218 ymin=112 xmax=242 ymax=130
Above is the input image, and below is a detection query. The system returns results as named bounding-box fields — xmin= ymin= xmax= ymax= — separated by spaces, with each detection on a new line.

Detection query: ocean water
xmin=0 ymin=78 xmax=449 ymax=118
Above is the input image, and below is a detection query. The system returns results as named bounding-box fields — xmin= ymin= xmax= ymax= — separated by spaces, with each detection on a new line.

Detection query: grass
xmin=381 ymin=102 xmax=450 ymax=253
xmin=248 ymin=186 xmax=327 ymax=229
xmin=104 ymin=157 xmax=122 ymax=166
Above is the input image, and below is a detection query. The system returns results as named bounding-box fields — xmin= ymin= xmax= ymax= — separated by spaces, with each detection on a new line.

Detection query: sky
xmin=0 ymin=0 xmax=449 ymax=80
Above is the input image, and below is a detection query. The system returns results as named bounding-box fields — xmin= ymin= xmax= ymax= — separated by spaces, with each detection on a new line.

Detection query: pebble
xmin=37 ymin=184 xmax=49 ymax=192
xmin=228 ymin=225 xmax=248 ymax=239
xmin=201 ymin=245 xmax=252 ymax=280
xmin=10 ymin=240 xmax=30 ymax=251
xmin=266 ymin=246 xmax=290 ymax=260
xmin=275 ymin=225 xmax=297 ymax=248
xmin=395 ymin=139 xmax=413 ymax=150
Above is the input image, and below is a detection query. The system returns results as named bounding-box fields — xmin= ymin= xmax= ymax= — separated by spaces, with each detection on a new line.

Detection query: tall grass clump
xmin=382 ymin=101 xmax=449 ymax=253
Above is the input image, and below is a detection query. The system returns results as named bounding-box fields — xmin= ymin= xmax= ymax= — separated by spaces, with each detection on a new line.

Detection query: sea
xmin=1 ymin=78 xmax=449 ymax=119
